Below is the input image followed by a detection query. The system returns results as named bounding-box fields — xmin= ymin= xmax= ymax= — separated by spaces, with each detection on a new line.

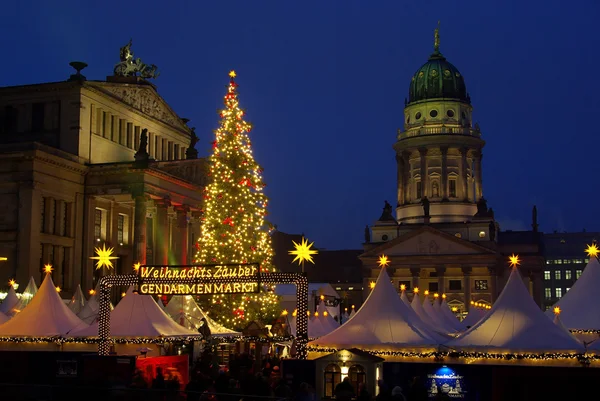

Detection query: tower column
xmin=461 ymin=266 xmax=472 ymax=311
xmin=402 ymin=151 xmax=411 ymax=203
xmin=460 ymin=147 xmax=469 ymax=201
xmin=436 ymin=266 xmax=446 ymax=293
xmin=474 ymin=151 xmax=483 ymax=200
xmin=419 ymin=148 xmax=428 ymax=198
xmin=441 ymin=146 xmax=448 ymax=200
xmin=410 ymin=267 xmax=420 ymax=290
xmin=132 ymin=188 xmax=147 ymax=265
xmin=175 ymin=205 xmax=190 ymax=265
xmin=155 ymin=198 xmax=171 ymax=265
xmin=396 ymin=154 xmax=404 ymax=205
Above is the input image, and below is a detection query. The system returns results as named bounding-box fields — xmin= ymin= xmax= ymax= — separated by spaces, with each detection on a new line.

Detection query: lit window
xmin=348 ymin=287 xmax=354 ymax=290
xmin=544 ymin=271 xmax=551 ymax=280
xmin=563 ymin=259 xmax=569 ymax=264
xmin=554 ymin=270 xmax=561 ymax=280
xmin=416 ymin=181 xmax=422 ymax=199
xmin=565 ymin=270 xmax=572 ymax=280
xmin=566 ymin=287 xmax=570 ymax=292
xmin=555 ymin=288 xmax=562 ymax=298
xmin=585 ymin=259 xmax=589 ymax=263
xmin=546 ymin=260 xmax=553 ymax=264
xmin=117 ymin=214 xmax=125 ymax=244
xmin=94 ymin=209 xmax=102 ymax=240
xmin=556 ymin=260 xmax=563 ymax=264
xmin=544 ymin=288 xmax=551 ymax=299
xmin=449 ymin=180 xmax=457 ymax=197
xmin=576 ymin=270 xmax=582 ymax=279
xmin=475 ymin=280 xmax=488 ymax=290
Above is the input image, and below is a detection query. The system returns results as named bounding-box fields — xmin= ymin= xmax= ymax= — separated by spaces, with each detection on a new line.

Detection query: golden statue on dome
xmin=434 ymin=21 xmax=441 ymax=52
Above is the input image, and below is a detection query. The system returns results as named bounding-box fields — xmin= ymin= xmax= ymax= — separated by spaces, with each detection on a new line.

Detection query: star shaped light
xmin=414 ymin=287 xmax=419 ymax=294
xmin=400 ymin=284 xmax=406 ymax=291
xmin=442 ymin=294 xmax=447 ymax=299
xmin=44 ymin=264 xmax=53 ymax=274
xmin=8 ymin=279 xmax=15 ymax=288
xmin=508 ymin=254 xmax=521 ymax=268
xmin=369 ymin=281 xmax=376 ymax=289
xmin=585 ymin=243 xmax=599 ymax=258
xmin=378 ymin=255 xmax=390 ymax=268
xmin=424 ymin=290 xmax=430 ymax=296
xmin=289 ymin=237 xmax=318 ymax=266
xmin=229 ymin=70 xmax=237 ymax=78
xmin=133 ymin=262 xmax=141 ymax=272
xmin=90 ymin=244 xmax=119 ymax=270
xmin=553 ymin=306 xmax=561 ymax=315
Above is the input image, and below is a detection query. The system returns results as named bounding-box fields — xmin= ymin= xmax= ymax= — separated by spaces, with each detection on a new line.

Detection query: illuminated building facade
xmin=362 ymin=28 xmax=545 ymax=312
xmin=0 ymin=57 xmax=205 ymax=296
xmin=541 ymin=232 xmax=598 ymax=310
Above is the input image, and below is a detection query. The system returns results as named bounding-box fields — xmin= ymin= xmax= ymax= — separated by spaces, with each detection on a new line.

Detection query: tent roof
xmin=165 ymin=295 xmax=240 ymax=337
xmin=447 ymin=267 xmax=585 ymax=352
xmin=439 ymin=298 xmax=465 ymax=332
xmin=68 ymin=285 xmax=86 ymax=315
xmin=0 ymin=286 xmax=19 ymax=315
xmin=13 ymin=277 xmax=38 ymax=314
xmin=423 ymin=295 xmax=457 ymax=333
xmin=0 ymin=273 xmax=86 ymax=336
xmin=546 ymin=258 xmax=600 ymax=330
xmin=0 ymin=311 xmax=8 ymax=324
xmin=400 ymin=290 xmax=411 ymax=307
xmin=309 ymin=267 xmax=445 ymax=348
xmin=76 ymin=282 xmax=113 ymax=325
xmin=462 ymin=307 xmax=487 ymax=328
xmin=71 ymin=287 xmax=199 ymax=338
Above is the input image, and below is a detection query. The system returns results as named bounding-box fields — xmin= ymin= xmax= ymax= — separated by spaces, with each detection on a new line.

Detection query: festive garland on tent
xmin=0 ymin=334 xmax=295 ymax=345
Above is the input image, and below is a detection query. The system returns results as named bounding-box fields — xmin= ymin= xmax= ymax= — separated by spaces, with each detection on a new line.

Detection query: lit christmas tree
xmin=194 ymin=71 xmax=279 ymax=329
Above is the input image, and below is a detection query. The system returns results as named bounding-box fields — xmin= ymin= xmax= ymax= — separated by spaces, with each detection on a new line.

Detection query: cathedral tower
xmin=395 ymin=25 xmax=485 ymax=224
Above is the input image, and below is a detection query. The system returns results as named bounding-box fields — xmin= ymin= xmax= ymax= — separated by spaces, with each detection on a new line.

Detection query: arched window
xmin=324 ymin=364 xmax=341 ymax=398
xmin=432 ymin=181 xmax=440 ymax=198
xmin=349 ymin=364 xmax=366 ymax=393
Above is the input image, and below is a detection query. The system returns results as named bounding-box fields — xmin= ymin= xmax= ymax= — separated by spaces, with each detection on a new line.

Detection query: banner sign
xmin=137 ymin=263 xmax=260 ymax=295
xmin=427 ymin=365 xmax=467 ymax=399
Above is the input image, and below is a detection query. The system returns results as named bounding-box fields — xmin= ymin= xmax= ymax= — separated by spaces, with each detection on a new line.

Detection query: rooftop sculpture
xmin=113 ymin=39 xmax=160 ymax=79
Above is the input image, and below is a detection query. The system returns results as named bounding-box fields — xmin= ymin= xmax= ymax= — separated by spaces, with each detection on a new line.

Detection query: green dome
xmin=408 ymin=51 xmax=469 ymax=105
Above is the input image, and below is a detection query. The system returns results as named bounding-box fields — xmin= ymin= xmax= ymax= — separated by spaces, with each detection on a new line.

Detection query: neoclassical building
xmin=0 ymin=43 xmax=205 ymax=296
xmin=362 ymin=29 xmax=544 ymax=312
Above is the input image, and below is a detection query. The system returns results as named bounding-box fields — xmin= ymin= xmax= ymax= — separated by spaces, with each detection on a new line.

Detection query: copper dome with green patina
xmin=408 ymin=50 xmax=470 ymax=105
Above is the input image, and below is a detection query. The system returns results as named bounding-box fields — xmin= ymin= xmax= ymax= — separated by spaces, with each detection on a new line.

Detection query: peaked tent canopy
xmin=316 ymin=300 xmax=339 ymax=331
xmin=71 ymin=287 xmax=200 ymax=338
xmin=68 ymin=285 xmax=86 ymax=315
xmin=447 ymin=266 xmax=585 ymax=352
xmin=422 ymin=293 xmax=457 ymax=333
xmin=164 ymin=295 xmax=240 ymax=337
xmin=77 ymin=282 xmax=113 ymax=325
xmin=546 ymin=258 xmax=600 ymax=330
xmin=12 ymin=277 xmax=38 ymax=314
xmin=461 ymin=306 xmax=487 ymax=328
xmin=309 ymin=267 xmax=446 ymax=349
xmin=411 ymin=292 xmax=433 ymax=326
xmin=0 ymin=272 xmax=86 ymax=336
xmin=440 ymin=297 xmax=465 ymax=332
xmin=0 ymin=286 xmax=19 ymax=315
xmin=0 ymin=311 xmax=8 ymax=324
xmin=400 ymin=289 xmax=411 ymax=307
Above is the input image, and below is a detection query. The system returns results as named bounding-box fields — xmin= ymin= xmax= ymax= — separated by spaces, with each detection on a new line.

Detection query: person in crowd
xmin=274 ymin=378 xmax=293 ymax=400
xmin=334 ymin=377 xmax=355 ymax=401
xmin=391 ymin=386 xmax=406 ymax=401
xmin=405 ymin=376 xmax=427 ymax=401
xmin=357 ymin=382 xmax=371 ymax=401
xmin=376 ymin=380 xmax=392 ymax=401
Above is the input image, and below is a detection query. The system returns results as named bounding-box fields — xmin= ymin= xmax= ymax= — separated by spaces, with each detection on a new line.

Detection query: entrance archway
xmin=97 ymin=270 xmax=309 ymax=359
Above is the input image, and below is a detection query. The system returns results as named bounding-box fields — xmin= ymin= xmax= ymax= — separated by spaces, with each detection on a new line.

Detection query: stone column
xmin=82 ymin=196 xmax=97 ymax=289
xmin=436 ymin=266 xmax=446 ymax=293
xmin=132 ymin=190 xmax=147 ymax=265
xmin=488 ymin=266 xmax=498 ymax=303
xmin=475 ymin=152 xmax=483 ymax=200
xmin=529 ymin=270 xmax=543 ymax=308
xmin=54 ymin=200 xmax=65 ymax=236
xmin=54 ymin=245 xmax=64 ymax=288
xmin=419 ymin=148 xmax=428 ymax=198
xmin=64 ymin=247 xmax=73 ymax=292
xmin=460 ymin=148 xmax=469 ymax=201
xmin=44 ymin=196 xmax=54 ymax=234
xmin=175 ymin=206 xmax=190 ymax=265
xmin=396 ymin=154 xmax=404 ymax=205
xmin=410 ymin=267 xmax=420 ymax=291
xmin=17 ymin=181 xmax=42 ymax=286
xmin=155 ymin=198 xmax=171 ymax=265
xmin=441 ymin=147 xmax=449 ymax=200
xmin=461 ymin=266 xmax=472 ymax=311
xmin=402 ymin=151 xmax=411 ymax=203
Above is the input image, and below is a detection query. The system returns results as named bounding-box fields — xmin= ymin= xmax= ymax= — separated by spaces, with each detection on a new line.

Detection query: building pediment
xmin=86 ymin=82 xmax=190 ymax=132
xmin=362 ymin=226 xmax=497 ymax=258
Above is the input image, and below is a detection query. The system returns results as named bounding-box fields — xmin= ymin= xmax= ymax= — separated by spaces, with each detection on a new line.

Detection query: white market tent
xmin=67 ymin=285 xmax=86 ymax=315
xmin=422 ymin=293 xmax=457 ymax=333
xmin=0 ymin=286 xmax=19 ymax=315
xmin=0 ymin=272 xmax=87 ymax=336
xmin=446 ymin=265 xmax=585 ymax=352
xmin=400 ymin=288 xmax=411 ymax=307
xmin=411 ymin=291 xmax=433 ymax=326
xmin=12 ymin=277 xmax=38 ymax=314
xmin=316 ymin=300 xmax=339 ymax=331
xmin=309 ymin=267 xmax=446 ymax=349
xmin=165 ymin=295 xmax=240 ymax=337
xmin=0 ymin=311 xmax=8 ymax=324
xmin=461 ymin=306 xmax=487 ymax=328
xmin=77 ymin=282 xmax=114 ymax=325
xmin=439 ymin=297 xmax=465 ymax=332
xmin=546 ymin=257 xmax=600 ymax=330
xmin=71 ymin=287 xmax=199 ymax=338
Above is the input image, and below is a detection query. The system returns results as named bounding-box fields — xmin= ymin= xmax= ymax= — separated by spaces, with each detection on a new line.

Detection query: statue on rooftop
xmin=186 ymin=127 xmax=199 ymax=159
xmin=135 ymin=128 xmax=149 ymax=162
xmin=421 ymin=196 xmax=430 ymax=217
xmin=113 ymin=39 xmax=160 ymax=80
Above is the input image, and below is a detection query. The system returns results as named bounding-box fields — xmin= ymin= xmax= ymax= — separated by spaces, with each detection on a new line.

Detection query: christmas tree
xmin=194 ymin=71 xmax=279 ymax=329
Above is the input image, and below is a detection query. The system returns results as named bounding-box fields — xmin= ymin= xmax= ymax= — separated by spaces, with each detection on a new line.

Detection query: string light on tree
xmin=193 ymin=70 xmax=280 ymax=329
xmin=289 ymin=237 xmax=318 ymax=273
xmin=90 ymin=244 xmax=119 ymax=270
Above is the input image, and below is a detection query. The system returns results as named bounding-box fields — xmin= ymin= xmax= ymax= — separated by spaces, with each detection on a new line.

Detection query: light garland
xmin=192 ymin=70 xmax=279 ymax=327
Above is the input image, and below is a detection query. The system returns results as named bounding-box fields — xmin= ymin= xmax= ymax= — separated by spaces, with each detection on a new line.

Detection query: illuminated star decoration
xmin=508 ymin=254 xmax=521 ymax=268
xmin=44 ymin=264 xmax=53 ymax=274
xmin=289 ymin=237 xmax=318 ymax=272
xmin=400 ymin=284 xmax=406 ymax=291
xmin=133 ymin=262 xmax=141 ymax=272
xmin=585 ymin=243 xmax=599 ymax=259
xmin=90 ymin=244 xmax=119 ymax=270
xmin=229 ymin=70 xmax=237 ymax=79
xmin=8 ymin=279 xmax=15 ymax=288
xmin=554 ymin=306 xmax=561 ymax=315
xmin=369 ymin=281 xmax=376 ymax=289
xmin=378 ymin=255 xmax=390 ymax=268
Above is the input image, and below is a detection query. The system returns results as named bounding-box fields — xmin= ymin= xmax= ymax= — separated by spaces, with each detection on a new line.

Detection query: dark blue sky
xmin=2 ymin=0 xmax=599 ymax=249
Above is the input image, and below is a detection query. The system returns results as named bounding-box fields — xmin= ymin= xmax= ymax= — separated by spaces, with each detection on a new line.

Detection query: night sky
xmin=1 ymin=0 xmax=598 ymax=249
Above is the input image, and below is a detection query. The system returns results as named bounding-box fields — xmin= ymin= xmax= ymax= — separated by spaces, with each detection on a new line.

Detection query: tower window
xmin=430 ymin=110 xmax=438 ymax=118
xmin=431 ymin=182 xmax=440 ymax=198
xmin=406 ymin=115 xmax=410 ymax=124
xmin=415 ymin=112 xmax=422 ymax=120
xmin=416 ymin=181 xmax=422 ymax=199
xmin=447 ymin=109 xmax=455 ymax=118
xmin=449 ymin=179 xmax=457 ymax=197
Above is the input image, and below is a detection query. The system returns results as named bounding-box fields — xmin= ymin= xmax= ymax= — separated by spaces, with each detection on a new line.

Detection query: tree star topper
xmin=289 ymin=237 xmax=318 ymax=266
xmin=378 ymin=254 xmax=390 ymax=268
xmin=508 ymin=254 xmax=521 ymax=268
xmin=90 ymin=244 xmax=119 ymax=270
xmin=585 ymin=243 xmax=599 ymax=258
